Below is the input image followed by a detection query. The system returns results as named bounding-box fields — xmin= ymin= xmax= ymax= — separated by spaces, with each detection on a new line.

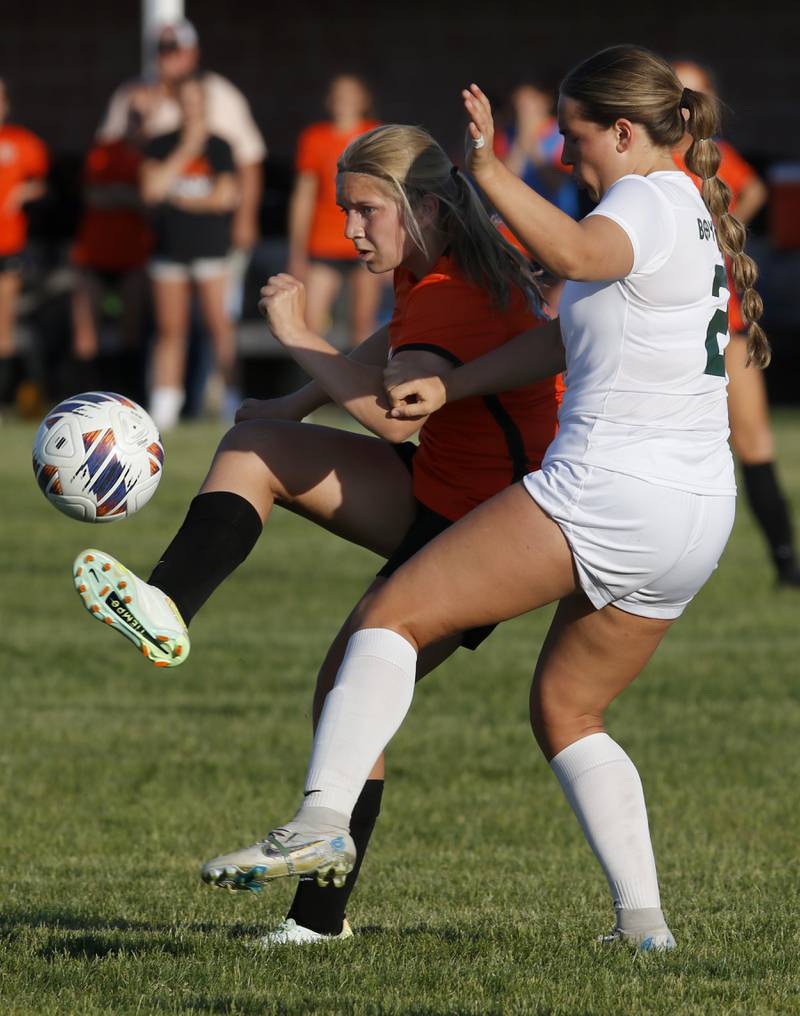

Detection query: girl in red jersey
xmin=288 ymin=75 xmax=385 ymax=347
xmin=70 ymin=86 xmax=153 ymax=385
xmin=73 ymin=123 xmax=563 ymax=943
xmin=0 ymin=78 xmax=47 ymax=408
xmin=672 ymin=60 xmax=799 ymax=587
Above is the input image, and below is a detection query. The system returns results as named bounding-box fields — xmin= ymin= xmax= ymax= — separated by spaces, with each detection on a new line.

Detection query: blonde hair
xmin=561 ymin=45 xmax=769 ymax=368
xmin=337 ymin=124 xmax=538 ymax=309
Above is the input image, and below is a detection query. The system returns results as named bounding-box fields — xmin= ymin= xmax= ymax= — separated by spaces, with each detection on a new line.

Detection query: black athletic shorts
xmin=376 ymin=442 xmax=495 ymax=651
xmin=0 ymin=252 xmax=24 ymax=274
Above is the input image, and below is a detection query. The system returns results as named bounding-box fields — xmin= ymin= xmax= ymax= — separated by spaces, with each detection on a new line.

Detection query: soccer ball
xmin=32 ymin=391 xmax=164 ymax=522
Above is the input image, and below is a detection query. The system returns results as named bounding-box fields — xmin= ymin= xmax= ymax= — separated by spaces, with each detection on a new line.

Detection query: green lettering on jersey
xmin=704 ymin=264 xmax=728 ymax=377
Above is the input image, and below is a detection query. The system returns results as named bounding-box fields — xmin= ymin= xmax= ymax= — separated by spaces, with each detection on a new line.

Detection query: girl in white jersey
xmin=201 ymin=46 xmax=768 ymax=951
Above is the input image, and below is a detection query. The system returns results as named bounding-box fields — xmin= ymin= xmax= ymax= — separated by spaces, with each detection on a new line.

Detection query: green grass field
xmin=2 ymin=411 xmax=799 ymax=1015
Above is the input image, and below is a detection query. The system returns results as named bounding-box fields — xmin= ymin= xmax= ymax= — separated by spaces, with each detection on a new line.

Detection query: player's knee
xmin=350 ymin=595 xmax=421 ymax=652
xmin=529 ymin=688 xmax=604 ymax=757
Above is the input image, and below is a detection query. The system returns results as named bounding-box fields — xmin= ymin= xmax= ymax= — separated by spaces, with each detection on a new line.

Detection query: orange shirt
xmin=673 ymin=141 xmax=758 ymax=334
xmin=296 ymin=120 xmax=379 ymax=259
xmin=72 ymin=140 xmax=154 ymax=272
xmin=390 ymin=254 xmax=564 ymax=521
xmin=0 ymin=124 xmax=48 ymax=255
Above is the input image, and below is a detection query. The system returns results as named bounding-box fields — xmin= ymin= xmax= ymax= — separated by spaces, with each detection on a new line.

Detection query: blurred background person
xmin=673 ymin=59 xmax=799 ymax=587
xmin=97 ymin=19 xmax=265 ymax=261
xmin=70 ymin=84 xmax=153 ymax=401
xmin=141 ymin=75 xmax=238 ymax=430
xmin=0 ymin=77 xmax=48 ymax=409
xmin=287 ymin=74 xmax=383 ymax=348
xmin=495 ymin=80 xmax=579 ymax=219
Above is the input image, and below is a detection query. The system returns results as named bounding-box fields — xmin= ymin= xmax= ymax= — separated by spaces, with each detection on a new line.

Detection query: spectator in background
xmin=70 ymin=84 xmax=153 ymax=392
xmin=97 ymin=18 xmax=266 ymax=268
xmin=495 ymin=81 xmax=579 ymax=219
xmin=288 ymin=74 xmax=383 ymax=347
xmin=0 ymin=78 xmax=47 ymax=408
xmin=673 ymin=60 xmax=800 ymax=587
xmin=141 ymin=75 xmax=239 ymax=430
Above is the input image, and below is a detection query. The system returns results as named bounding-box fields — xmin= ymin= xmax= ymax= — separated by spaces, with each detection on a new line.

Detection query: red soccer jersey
xmin=296 ymin=120 xmax=379 ymax=259
xmin=673 ymin=141 xmax=758 ymax=334
xmin=72 ymin=140 xmax=154 ymax=272
xmin=0 ymin=124 xmax=48 ymax=256
xmin=390 ymin=254 xmax=564 ymax=521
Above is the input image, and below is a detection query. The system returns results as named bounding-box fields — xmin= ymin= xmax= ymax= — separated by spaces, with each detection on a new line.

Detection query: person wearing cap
xmin=96 ymin=18 xmax=266 ymax=257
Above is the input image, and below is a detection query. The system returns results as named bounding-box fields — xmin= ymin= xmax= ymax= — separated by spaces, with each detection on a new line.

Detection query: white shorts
xmin=149 ymin=257 xmax=229 ymax=282
xmin=523 ymin=460 xmax=736 ymax=619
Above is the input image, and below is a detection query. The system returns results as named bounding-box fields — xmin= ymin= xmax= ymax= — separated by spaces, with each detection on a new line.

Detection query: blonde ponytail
xmin=681 ymin=88 xmax=770 ymax=367
xmin=338 ymin=125 xmax=539 ymax=309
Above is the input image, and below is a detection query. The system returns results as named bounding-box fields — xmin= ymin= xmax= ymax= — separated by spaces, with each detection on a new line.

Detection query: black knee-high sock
xmin=287 ymin=779 xmax=384 ymax=935
xmin=741 ymin=462 xmax=798 ymax=578
xmin=148 ymin=491 xmax=263 ymax=624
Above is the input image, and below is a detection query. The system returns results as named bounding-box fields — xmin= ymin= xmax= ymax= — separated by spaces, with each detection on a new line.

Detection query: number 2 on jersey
xmin=704 ymin=264 xmax=728 ymax=377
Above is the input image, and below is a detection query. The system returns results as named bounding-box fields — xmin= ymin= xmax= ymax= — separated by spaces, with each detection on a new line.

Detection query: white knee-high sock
xmin=301 ymin=628 xmax=417 ymax=819
xmin=550 ymin=732 xmax=662 ymax=913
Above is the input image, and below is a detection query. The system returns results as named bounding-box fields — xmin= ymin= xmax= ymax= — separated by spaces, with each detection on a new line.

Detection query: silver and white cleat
xmin=201 ymin=825 xmax=356 ymax=894
xmin=257 ymin=918 xmax=354 ymax=946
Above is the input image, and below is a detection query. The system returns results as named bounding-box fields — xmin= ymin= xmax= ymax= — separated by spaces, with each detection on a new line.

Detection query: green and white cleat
xmin=201 ymin=822 xmax=356 ymax=893
xmin=72 ymin=549 xmax=189 ymax=667
xmin=258 ymin=918 xmax=354 ymax=947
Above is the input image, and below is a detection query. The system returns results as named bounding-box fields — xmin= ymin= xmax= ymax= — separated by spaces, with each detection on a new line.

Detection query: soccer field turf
xmin=2 ymin=412 xmax=799 ymax=1015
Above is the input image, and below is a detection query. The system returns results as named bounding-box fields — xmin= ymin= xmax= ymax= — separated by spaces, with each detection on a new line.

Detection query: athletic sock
xmin=301 ymin=628 xmax=417 ymax=818
xmin=0 ymin=354 xmax=21 ymax=405
xmin=550 ymin=733 xmax=665 ymax=923
xmin=286 ymin=779 xmax=384 ymax=935
xmin=741 ymin=462 xmax=798 ymax=579
xmin=147 ymin=491 xmax=263 ymax=624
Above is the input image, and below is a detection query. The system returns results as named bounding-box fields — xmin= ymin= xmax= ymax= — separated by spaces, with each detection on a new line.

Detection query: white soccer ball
xmin=32 ymin=391 xmax=165 ymax=523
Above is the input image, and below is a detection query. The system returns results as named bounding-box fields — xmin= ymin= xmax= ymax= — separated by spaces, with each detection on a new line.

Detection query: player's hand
xmin=258 ymin=274 xmax=308 ymax=344
xmin=384 ymin=359 xmax=450 ymax=420
xmin=235 ymin=396 xmax=305 ymax=424
xmin=462 ymin=83 xmax=499 ymax=179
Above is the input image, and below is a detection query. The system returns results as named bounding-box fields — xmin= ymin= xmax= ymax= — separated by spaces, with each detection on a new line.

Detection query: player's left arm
xmin=257 ymin=273 xmax=434 ymax=441
xmin=386 ymin=317 xmax=565 ymax=419
xmin=463 ymin=84 xmax=635 ymax=281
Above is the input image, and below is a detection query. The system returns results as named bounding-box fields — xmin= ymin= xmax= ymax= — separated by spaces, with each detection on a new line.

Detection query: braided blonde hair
xmin=561 ymin=45 xmax=769 ymax=367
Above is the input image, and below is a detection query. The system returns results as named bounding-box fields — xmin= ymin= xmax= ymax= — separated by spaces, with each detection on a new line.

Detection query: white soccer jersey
xmin=547 ymin=171 xmax=735 ymax=495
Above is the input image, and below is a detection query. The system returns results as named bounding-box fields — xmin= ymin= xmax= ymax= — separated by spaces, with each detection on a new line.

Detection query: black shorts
xmin=376 ymin=442 xmax=495 ymax=651
xmin=0 ymin=252 xmax=24 ymax=274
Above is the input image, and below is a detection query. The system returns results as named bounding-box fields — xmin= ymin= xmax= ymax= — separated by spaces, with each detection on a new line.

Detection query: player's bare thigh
xmin=354 ymin=482 xmax=579 ymax=648
xmin=201 ymin=419 xmax=417 ymax=558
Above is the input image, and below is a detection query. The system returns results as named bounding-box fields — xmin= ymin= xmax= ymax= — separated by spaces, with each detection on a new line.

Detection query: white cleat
xmin=72 ymin=549 xmax=189 ymax=667
xmin=258 ymin=918 xmax=354 ymax=946
xmin=598 ymin=927 xmax=676 ymax=952
xmin=201 ymin=827 xmax=356 ymax=893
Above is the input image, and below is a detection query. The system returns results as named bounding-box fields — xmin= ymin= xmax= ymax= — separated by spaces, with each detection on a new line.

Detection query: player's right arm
xmin=385 ymin=317 xmax=565 ymax=419
xmin=236 ymin=324 xmax=393 ymax=423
